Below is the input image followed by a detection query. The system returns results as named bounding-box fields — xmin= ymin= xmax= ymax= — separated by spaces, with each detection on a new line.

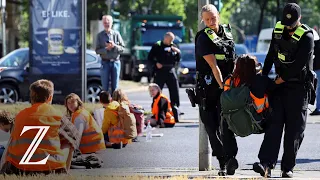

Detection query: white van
xmin=257 ymin=28 xmax=319 ymax=53
xmin=256 ymin=28 xmax=273 ymax=53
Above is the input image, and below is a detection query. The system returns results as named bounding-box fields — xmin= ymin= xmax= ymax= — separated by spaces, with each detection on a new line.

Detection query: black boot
xmin=282 ymin=170 xmax=293 ymax=178
xmin=226 ymin=157 xmax=239 ymax=175
xmin=253 ymin=162 xmax=271 ymax=178
xmin=217 ymin=157 xmax=226 ymax=176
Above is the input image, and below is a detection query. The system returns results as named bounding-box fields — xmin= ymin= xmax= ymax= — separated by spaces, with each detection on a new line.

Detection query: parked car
xmin=235 ymin=44 xmax=249 ymax=56
xmin=177 ymin=43 xmax=251 ymax=86
xmin=249 ymin=52 xmax=276 ymax=79
xmin=177 ymin=43 xmax=196 ymax=87
xmin=0 ymin=48 xmax=103 ymax=104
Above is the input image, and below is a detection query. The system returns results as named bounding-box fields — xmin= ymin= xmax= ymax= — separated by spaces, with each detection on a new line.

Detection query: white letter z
xmin=19 ymin=126 xmax=50 ymax=165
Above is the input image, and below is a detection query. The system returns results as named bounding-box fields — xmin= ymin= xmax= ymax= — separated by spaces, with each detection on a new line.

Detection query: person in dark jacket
xmin=310 ymin=30 xmax=320 ymax=115
xmin=148 ymin=32 xmax=181 ymax=122
xmin=147 ymin=83 xmax=175 ymax=128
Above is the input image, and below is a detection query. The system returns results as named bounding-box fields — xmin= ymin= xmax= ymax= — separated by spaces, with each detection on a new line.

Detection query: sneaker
xmin=226 ymin=157 xmax=239 ymax=175
xmin=253 ymin=162 xmax=271 ymax=178
xmin=282 ymin=171 xmax=293 ymax=178
xmin=310 ymin=109 xmax=320 ymax=116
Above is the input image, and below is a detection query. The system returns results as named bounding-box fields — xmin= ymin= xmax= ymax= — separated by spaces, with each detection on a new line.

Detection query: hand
xmin=171 ymin=46 xmax=180 ymax=54
xmin=156 ymin=62 xmax=163 ymax=69
xmin=105 ymin=41 xmax=115 ymax=50
xmin=275 ymin=77 xmax=285 ymax=84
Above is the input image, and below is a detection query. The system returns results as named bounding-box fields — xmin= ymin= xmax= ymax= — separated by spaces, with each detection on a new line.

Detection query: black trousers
xmin=154 ymin=69 xmax=180 ymax=121
xmin=258 ymin=83 xmax=308 ymax=172
xmin=221 ymin=119 xmax=238 ymax=160
xmin=198 ymin=86 xmax=225 ymax=159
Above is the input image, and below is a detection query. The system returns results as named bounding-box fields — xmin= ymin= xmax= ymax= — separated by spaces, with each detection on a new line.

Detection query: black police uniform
xmin=195 ymin=24 xmax=235 ymax=168
xmin=258 ymin=21 xmax=314 ymax=173
xmin=148 ymin=41 xmax=181 ymax=122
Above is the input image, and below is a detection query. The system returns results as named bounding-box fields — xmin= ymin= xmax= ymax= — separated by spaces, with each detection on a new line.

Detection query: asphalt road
xmin=0 ymin=87 xmax=319 ymax=173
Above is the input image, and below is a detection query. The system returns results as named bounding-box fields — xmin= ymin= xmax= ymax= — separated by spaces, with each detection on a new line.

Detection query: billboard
xmin=29 ymin=0 xmax=86 ymax=103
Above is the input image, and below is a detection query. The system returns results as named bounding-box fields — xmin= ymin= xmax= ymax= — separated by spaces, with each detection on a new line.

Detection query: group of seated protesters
xmin=0 ymin=77 xmax=180 ymax=175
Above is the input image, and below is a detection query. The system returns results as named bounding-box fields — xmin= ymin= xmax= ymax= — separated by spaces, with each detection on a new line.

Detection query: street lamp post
xmin=0 ymin=0 xmax=6 ymax=57
xmin=198 ymin=0 xmax=211 ymax=171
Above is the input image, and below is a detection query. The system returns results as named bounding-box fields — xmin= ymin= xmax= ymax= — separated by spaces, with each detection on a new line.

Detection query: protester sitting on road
xmin=65 ymin=93 xmax=106 ymax=154
xmin=221 ymin=55 xmax=274 ymax=175
xmin=93 ymin=91 xmax=112 ymax=128
xmin=1 ymin=79 xmax=75 ymax=175
xmin=101 ymin=90 xmax=129 ymax=149
xmin=148 ymin=83 xmax=176 ymax=128
xmin=0 ymin=110 xmax=14 ymax=159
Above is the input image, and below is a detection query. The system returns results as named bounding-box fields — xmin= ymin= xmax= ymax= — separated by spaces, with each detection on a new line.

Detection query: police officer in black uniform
xmin=148 ymin=32 xmax=181 ymax=122
xmin=253 ymin=3 xmax=314 ymax=178
xmin=195 ymin=4 xmax=236 ymax=176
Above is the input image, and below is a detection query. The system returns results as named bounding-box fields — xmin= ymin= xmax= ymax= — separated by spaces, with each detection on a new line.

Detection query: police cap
xmin=282 ymin=3 xmax=301 ymax=27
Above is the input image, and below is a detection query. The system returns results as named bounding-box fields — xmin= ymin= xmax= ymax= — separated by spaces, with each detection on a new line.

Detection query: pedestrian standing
xmin=96 ymin=15 xmax=125 ymax=93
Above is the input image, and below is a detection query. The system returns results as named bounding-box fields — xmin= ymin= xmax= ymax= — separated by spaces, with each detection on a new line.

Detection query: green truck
xmin=116 ymin=15 xmax=186 ymax=81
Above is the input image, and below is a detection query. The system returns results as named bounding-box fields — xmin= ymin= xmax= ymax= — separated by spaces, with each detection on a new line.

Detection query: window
xmin=181 ymin=48 xmax=195 ymax=61
xmin=0 ymin=50 xmax=28 ymax=67
xmin=86 ymin=54 xmax=96 ymax=63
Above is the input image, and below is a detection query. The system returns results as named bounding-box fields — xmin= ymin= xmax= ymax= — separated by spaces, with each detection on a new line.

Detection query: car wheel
xmin=0 ymin=84 xmax=19 ymax=104
xmin=87 ymin=83 xmax=102 ymax=103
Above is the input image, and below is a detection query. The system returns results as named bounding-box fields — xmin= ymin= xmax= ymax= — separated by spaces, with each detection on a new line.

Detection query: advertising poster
xmin=29 ymin=0 xmax=86 ymax=103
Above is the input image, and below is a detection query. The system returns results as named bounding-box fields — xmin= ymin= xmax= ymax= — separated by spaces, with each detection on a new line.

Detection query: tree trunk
xmin=277 ymin=0 xmax=281 ymax=20
xmin=257 ymin=0 xmax=268 ymax=34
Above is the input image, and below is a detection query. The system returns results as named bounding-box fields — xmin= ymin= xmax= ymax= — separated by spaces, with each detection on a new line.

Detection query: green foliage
xmin=18 ymin=11 xmax=29 ymax=48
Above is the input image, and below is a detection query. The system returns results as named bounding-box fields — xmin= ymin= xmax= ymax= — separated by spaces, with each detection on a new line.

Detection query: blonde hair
xmin=65 ymin=93 xmax=84 ymax=117
xmin=148 ymin=83 xmax=161 ymax=94
xmin=200 ymin=4 xmax=219 ymax=20
xmin=112 ymin=89 xmax=129 ymax=104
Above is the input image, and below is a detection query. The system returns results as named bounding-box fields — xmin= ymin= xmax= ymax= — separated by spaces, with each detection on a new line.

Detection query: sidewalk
xmin=119 ymin=80 xmax=148 ymax=93
xmin=71 ymin=168 xmax=320 ymax=179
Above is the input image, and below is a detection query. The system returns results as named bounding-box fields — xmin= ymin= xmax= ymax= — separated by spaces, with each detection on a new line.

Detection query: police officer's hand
xmin=171 ymin=46 xmax=181 ymax=54
xmin=275 ymin=77 xmax=285 ymax=84
xmin=156 ymin=62 xmax=163 ymax=69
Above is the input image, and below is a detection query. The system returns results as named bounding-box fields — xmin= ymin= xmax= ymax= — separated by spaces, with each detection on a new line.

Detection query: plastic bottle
xmin=146 ymin=120 xmax=152 ymax=142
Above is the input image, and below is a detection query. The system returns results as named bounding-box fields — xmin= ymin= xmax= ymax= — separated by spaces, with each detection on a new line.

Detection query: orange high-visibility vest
xmin=71 ymin=109 xmax=106 ymax=154
xmin=224 ymin=77 xmax=269 ymax=113
xmin=152 ymin=94 xmax=175 ymax=124
xmin=6 ymin=103 xmax=66 ymax=172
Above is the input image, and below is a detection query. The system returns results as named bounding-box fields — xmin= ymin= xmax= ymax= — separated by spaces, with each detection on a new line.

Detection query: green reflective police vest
xmin=273 ymin=21 xmax=312 ymax=68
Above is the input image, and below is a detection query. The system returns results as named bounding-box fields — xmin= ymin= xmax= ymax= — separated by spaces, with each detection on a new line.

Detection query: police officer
xmin=253 ymin=3 xmax=314 ymax=178
xmin=148 ymin=32 xmax=181 ymax=122
xmin=195 ymin=4 xmax=236 ymax=175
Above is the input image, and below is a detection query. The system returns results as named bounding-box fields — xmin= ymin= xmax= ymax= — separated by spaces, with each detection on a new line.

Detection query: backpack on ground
xmin=220 ymin=82 xmax=264 ymax=137
xmin=118 ymin=102 xmax=137 ymax=139
xmin=129 ymin=104 xmax=145 ymax=136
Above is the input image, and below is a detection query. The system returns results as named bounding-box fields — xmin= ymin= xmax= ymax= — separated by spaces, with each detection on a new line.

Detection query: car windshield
xmin=235 ymin=45 xmax=248 ymax=55
xmin=141 ymin=28 xmax=183 ymax=46
xmin=181 ymin=48 xmax=195 ymax=61
xmin=0 ymin=50 xmax=28 ymax=67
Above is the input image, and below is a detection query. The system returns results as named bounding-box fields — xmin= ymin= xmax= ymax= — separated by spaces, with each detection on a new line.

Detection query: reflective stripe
xmin=156 ymin=41 xmax=161 ymax=46
xmin=274 ymin=21 xmax=284 ymax=33
xmin=215 ymin=54 xmax=226 ymax=60
xmin=278 ymin=53 xmax=286 ymax=61
xmin=292 ymin=26 xmax=306 ymax=41
xmin=10 ymin=138 xmax=60 ymax=147
xmin=79 ymin=140 xmax=102 ymax=148
xmin=204 ymin=28 xmax=220 ymax=43
xmin=82 ymin=131 xmax=97 ymax=136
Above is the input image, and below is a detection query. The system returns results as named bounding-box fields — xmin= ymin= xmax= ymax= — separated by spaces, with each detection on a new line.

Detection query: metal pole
xmin=1 ymin=6 xmax=6 ymax=56
xmin=198 ymin=0 xmax=211 ymax=171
